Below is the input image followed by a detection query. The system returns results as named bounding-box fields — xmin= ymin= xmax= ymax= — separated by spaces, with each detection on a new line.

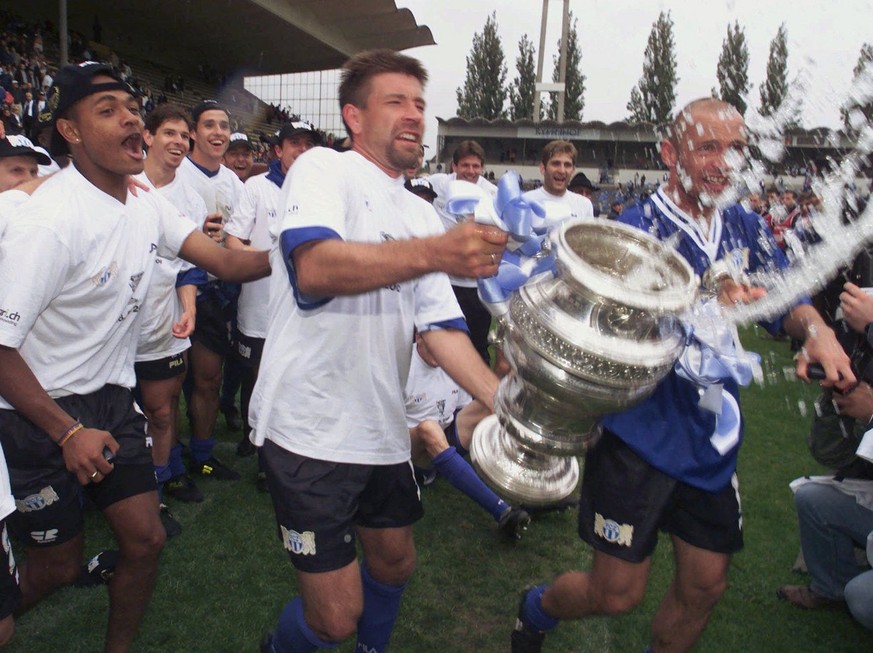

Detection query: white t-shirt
xmin=133 ymin=171 xmax=207 ymax=361
xmin=249 ymin=148 xmax=464 ymax=465
xmin=427 ymin=172 xmax=498 ymax=288
xmin=224 ymin=171 xmax=281 ymax=339
xmin=0 ymin=191 xmax=31 ymax=519
xmin=0 ymin=442 xmax=12 ymax=520
xmin=522 ymin=186 xmax=595 ymax=226
xmin=175 ymin=157 xmax=243 ymax=224
xmin=0 ymin=165 xmax=196 ymax=408
xmin=176 ymin=157 xmax=244 ymax=281
xmin=0 ymin=189 xmax=29 ymax=238
xmin=404 ymin=345 xmax=472 ymax=430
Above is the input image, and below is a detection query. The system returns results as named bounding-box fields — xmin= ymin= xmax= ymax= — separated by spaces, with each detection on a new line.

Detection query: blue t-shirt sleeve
xmin=279 ymin=226 xmax=342 ymax=310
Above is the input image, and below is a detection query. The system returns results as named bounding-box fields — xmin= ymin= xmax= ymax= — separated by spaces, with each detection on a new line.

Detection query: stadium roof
xmin=17 ymin=0 xmax=435 ymax=75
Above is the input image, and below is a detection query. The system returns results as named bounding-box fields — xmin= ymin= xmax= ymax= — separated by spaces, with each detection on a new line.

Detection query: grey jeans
xmin=795 ymin=482 xmax=873 ymax=600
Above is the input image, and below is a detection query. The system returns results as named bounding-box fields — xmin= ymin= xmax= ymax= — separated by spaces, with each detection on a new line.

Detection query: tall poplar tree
xmin=716 ymin=21 xmax=750 ymax=115
xmin=842 ymin=43 xmax=873 ymax=135
xmin=456 ymin=12 xmax=508 ymax=120
xmin=758 ymin=24 xmax=789 ymax=118
xmin=627 ymin=11 xmax=678 ymax=126
xmin=508 ymin=34 xmax=537 ymax=120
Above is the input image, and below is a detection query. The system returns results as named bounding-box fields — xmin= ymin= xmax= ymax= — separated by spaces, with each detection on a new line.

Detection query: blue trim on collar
xmin=187 ymin=157 xmax=220 ymax=178
xmin=266 ymin=159 xmax=285 ymax=189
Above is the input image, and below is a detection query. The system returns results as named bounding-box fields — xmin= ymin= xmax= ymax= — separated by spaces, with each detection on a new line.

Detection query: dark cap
xmin=38 ymin=61 xmax=136 ymax=157
xmin=227 ymin=132 xmax=256 ymax=151
xmin=0 ymin=136 xmax=51 ymax=165
xmin=191 ymin=99 xmax=230 ymax=124
xmin=275 ymin=120 xmax=322 ymax=146
xmin=404 ymin=177 xmax=437 ymax=199
xmin=568 ymin=172 xmax=599 ymax=192
xmin=611 ymin=196 xmax=624 ymax=207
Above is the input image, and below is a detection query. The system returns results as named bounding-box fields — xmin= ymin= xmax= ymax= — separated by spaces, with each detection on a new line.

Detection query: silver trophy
xmin=470 ymin=219 xmax=699 ymax=506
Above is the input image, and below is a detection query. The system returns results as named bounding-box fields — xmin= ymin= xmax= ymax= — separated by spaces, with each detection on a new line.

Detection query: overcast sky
xmin=398 ymin=0 xmax=871 ymax=152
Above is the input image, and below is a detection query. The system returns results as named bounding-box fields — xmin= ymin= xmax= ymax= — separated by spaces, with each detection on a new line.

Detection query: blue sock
xmin=273 ymin=596 xmax=337 ymax=652
xmin=189 ymin=436 xmax=215 ymax=465
xmin=432 ymin=447 xmax=508 ymax=522
xmin=169 ymin=444 xmax=186 ymax=477
xmin=522 ymin=584 xmax=559 ymax=633
xmin=356 ymin=563 xmax=407 ymax=653
xmin=154 ymin=464 xmax=172 ymax=502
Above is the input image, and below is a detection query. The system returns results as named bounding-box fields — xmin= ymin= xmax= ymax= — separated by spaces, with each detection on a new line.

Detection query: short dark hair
xmin=338 ymin=49 xmax=428 ymax=137
xmin=452 ymin=140 xmax=485 ymax=166
xmin=144 ymin=103 xmax=191 ymax=134
xmin=540 ymin=140 xmax=576 ymax=166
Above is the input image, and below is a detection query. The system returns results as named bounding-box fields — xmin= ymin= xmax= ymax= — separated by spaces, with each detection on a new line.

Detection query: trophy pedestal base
xmin=470 ymin=415 xmax=580 ymax=507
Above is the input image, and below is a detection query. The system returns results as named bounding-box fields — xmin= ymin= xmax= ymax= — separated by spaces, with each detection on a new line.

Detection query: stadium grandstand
xmin=2 ymin=0 xmax=435 ymax=158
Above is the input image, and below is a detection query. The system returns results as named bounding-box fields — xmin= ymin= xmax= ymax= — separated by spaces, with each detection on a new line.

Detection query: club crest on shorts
xmin=594 ymin=512 xmax=633 ymax=547
xmin=16 ymin=486 xmax=59 ymax=513
xmin=280 ymin=525 xmax=316 ymax=556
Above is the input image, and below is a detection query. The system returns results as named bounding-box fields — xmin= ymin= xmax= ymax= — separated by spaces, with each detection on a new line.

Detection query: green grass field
xmin=6 ymin=326 xmax=871 ymax=652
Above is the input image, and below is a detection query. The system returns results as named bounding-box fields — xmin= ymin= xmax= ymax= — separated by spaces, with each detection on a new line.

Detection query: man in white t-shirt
xmin=135 ymin=103 xmax=211 ymax=528
xmin=523 ymin=140 xmax=594 ymax=223
xmin=426 ymin=140 xmax=498 ymax=364
xmin=405 ymin=331 xmax=530 ymax=539
xmin=175 ymin=100 xmax=245 ymax=482
xmin=0 ymin=62 xmax=270 ymax=653
xmin=225 ymin=120 xmax=320 ymax=469
xmin=0 ymin=182 xmax=41 ymax=647
xmin=252 ymin=50 xmax=507 ymax=653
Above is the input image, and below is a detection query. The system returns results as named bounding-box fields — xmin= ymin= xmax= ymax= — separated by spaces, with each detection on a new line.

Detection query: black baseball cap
xmin=227 ymin=132 xmax=256 ymax=151
xmin=0 ymin=137 xmax=51 ymax=165
xmin=274 ymin=120 xmax=322 ymax=146
xmin=404 ymin=177 xmax=437 ymax=200
xmin=38 ymin=61 xmax=137 ymax=157
xmin=191 ymin=99 xmax=230 ymax=124
xmin=568 ymin=172 xmax=599 ymax=192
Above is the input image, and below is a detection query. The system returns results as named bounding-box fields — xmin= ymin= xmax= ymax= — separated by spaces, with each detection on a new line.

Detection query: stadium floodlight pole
xmin=555 ymin=0 xmax=569 ymax=122
xmin=533 ymin=0 xmax=548 ymax=123
xmin=58 ymin=0 xmax=68 ymax=66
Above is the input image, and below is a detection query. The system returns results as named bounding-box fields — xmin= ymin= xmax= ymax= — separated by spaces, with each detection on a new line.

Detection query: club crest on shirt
xmin=90 ymin=261 xmax=118 ymax=287
xmin=594 ymin=512 xmax=633 ymax=547
xmin=281 ymin=525 xmax=316 ymax=556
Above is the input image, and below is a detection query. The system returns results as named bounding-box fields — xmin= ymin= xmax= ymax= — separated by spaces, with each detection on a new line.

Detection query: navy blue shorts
xmin=262 ymin=440 xmax=423 ymax=573
xmin=0 ymin=385 xmax=157 ymax=548
xmin=578 ymin=429 xmax=743 ymax=563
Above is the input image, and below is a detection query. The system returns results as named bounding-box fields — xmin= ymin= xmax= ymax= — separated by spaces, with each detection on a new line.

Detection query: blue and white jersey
xmin=601 ymin=188 xmax=803 ymax=492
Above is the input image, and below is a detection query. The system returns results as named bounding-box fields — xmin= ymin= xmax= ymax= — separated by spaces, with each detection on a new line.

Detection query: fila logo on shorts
xmin=30 ymin=529 xmax=59 ymax=544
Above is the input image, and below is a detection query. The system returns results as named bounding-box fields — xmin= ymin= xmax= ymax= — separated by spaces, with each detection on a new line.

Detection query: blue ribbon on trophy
xmin=445 ymin=171 xmax=569 ymax=316
xmin=675 ymin=299 xmax=762 ymax=430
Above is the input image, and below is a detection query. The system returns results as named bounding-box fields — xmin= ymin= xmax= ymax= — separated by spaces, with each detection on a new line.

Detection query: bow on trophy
xmin=443 ymin=171 xmax=755 ymax=506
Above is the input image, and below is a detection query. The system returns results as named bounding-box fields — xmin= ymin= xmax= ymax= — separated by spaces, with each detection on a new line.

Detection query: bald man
xmin=510 ymin=98 xmax=854 ymax=653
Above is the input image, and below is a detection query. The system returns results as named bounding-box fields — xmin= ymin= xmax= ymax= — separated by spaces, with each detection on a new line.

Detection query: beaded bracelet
xmin=57 ymin=420 xmax=84 ymax=447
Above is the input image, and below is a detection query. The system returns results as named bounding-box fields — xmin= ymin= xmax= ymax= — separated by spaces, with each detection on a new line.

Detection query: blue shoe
xmin=511 ymin=587 xmax=546 ymax=652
